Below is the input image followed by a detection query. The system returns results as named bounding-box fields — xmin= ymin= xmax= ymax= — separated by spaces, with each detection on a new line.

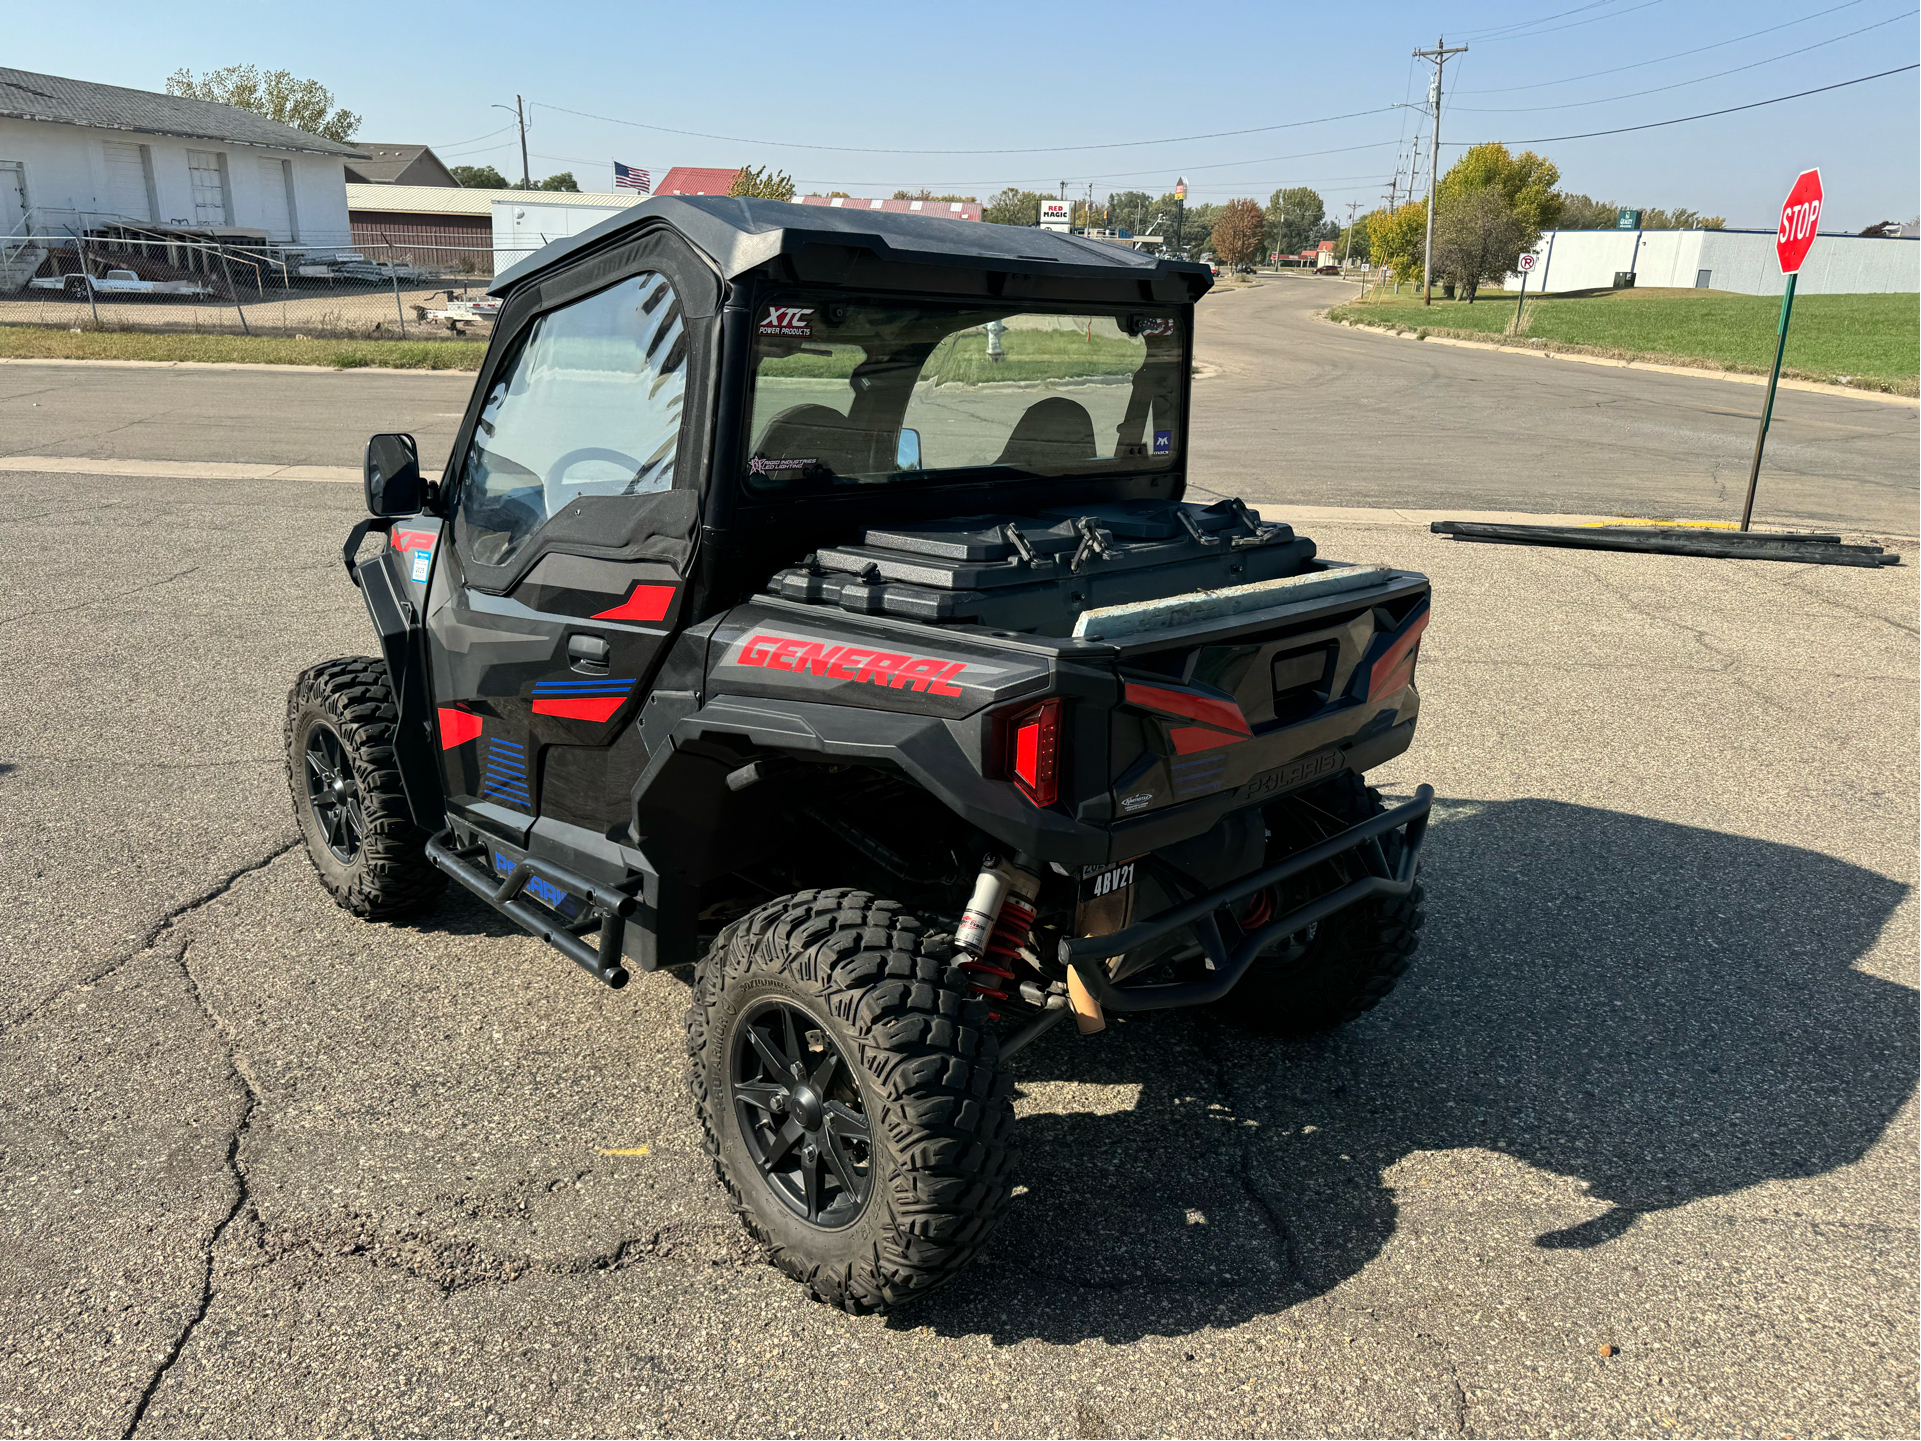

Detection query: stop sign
xmin=1775 ymin=168 xmax=1823 ymax=274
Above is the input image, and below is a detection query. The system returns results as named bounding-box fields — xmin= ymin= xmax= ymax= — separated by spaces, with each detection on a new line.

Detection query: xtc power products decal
xmin=758 ymin=305 xmax=813 ymax=337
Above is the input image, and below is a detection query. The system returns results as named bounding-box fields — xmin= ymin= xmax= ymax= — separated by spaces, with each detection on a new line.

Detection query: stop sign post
xmin=1741 ymin=168 xmax=1822 ymax=530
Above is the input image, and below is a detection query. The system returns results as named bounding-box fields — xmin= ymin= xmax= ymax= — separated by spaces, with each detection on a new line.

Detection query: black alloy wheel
xmin=302 ymin=723 xmax=364 ymax=863
xmin=730 ymin=998 xmax=871 ymax=1228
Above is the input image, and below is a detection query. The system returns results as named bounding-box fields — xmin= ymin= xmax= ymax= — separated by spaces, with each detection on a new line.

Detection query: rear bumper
xmin=1058 ymin=784 xmax=1432 ymax=1012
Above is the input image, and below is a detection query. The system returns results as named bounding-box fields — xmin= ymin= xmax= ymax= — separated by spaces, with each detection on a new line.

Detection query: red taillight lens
xmin=1007 ymin=698 xmax=1063 ymax=808
xmin=1367 ymin=610 xmax=1431 ymax=701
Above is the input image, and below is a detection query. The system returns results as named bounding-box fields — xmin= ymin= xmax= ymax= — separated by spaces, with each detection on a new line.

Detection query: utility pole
xmin=1413 ymin=36 xmax=1467 ymax=306
xmin=1341 ymin=199 xmax=1362 ymax=271
xmin=492 ymin=96 xmax=532 ymax=188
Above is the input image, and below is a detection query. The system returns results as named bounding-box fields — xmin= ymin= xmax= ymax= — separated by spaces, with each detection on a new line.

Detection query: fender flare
xmin=356 ymin=549 xmax=447 ymax=831
xmin=637 ymin=693 xmax=1110 ymax=867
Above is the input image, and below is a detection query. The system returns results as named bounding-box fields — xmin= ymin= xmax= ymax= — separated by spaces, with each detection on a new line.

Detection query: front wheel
xmin=284 ymin=656 xmax=444 ymax=919
xmin=686 ymin=889 xmax=1015 ymax=1313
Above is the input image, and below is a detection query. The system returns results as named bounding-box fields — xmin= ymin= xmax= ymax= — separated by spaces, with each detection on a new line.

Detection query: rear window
xmin=745 ymin=299 xmax=1184 ymax=493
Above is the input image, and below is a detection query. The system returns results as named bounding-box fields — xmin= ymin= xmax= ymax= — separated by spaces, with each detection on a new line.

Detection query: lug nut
xmin=769 ymin=1094 xmax=787 ymax=1115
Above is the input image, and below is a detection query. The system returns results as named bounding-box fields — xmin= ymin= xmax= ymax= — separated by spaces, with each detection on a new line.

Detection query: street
xmin=0 ymin=292 xmax=1914 ymax=1438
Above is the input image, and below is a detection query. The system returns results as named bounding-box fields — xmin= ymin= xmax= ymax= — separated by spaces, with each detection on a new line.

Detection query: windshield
xmin=744 ymin=298 xmax=1184 ymax=493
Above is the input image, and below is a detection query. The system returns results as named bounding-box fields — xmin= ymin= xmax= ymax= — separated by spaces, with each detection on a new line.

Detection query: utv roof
xmin=489 ymin=195 xmax=1212 ymax=304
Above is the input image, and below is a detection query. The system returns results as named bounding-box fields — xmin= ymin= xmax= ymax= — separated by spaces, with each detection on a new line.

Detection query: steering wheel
xmin=545 ymin=447 xmax=641 ymax=486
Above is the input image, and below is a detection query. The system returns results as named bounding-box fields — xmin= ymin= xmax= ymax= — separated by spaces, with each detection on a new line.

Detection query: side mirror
xmin=895 ymin=427 xmax=923 ymax=471
xmin=365 ymin=433 xmax=422 ymax=516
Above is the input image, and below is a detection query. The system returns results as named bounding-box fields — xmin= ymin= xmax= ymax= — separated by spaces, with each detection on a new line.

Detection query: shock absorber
xmin=955 ymin=855 xmax=1041 ymax=1018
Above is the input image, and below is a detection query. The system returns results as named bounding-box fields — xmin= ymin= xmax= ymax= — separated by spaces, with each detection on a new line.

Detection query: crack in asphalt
xmin=3 ymin=840 xmax=298 ymax=1036
xmin=0 ymin=563 xmax=203 ymax=626
xmin=122 ymin=938 xmax=260 ymax=1439
xmin=1190 ymin=1022 xmax=1306 ymax=1288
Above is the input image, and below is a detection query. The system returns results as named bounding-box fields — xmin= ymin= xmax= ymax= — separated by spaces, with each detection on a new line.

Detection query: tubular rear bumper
xmin=1058 ymin=784 xmax=1432 ymax=1012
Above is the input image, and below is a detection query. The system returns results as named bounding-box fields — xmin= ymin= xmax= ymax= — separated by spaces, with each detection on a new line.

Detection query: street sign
xmin=1775 ymin=168 xmax=1823 ymax=274
xmin=1516 ymin=252 xmax=1538 ymax=272
xmin=1174 ymin=178 xmax=1187 ymax=201
xmin=1743 ymin=168 xmax=1825 ymax=530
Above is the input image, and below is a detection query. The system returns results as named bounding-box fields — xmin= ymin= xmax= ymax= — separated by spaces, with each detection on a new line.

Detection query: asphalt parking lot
xmin=1 ymin=292 xmax=1915 ymax=1438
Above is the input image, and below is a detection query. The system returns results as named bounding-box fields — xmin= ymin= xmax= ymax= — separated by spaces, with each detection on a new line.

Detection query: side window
xmin=455 ymin=272 xmax=686 ymax=567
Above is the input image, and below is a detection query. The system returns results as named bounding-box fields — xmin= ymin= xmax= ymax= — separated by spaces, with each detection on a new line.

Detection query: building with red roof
xmin=655 ymin=167 xmax=742 ymax=196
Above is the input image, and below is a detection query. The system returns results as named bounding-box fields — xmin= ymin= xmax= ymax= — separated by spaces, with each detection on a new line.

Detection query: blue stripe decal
xmin=532 ymin=681 xmax=637 ymax=694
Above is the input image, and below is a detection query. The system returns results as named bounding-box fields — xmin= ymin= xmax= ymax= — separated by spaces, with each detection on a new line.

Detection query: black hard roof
xmin=489 ymin=194 xmax=1211 ymax=302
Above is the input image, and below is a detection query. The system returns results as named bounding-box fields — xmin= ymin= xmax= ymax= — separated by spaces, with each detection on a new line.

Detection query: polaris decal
xmin=758 ymin=305 xmax=814 ymax=337
xmin=729 ymin=631 xmax=968 ymax=696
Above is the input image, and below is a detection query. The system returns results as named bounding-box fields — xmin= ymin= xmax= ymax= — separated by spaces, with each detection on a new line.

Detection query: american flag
xmin=613 ymin=162 xmax=650 ymax=193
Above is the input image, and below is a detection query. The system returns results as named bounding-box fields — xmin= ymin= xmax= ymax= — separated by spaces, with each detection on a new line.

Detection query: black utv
xmin=285 ymin=196 xmax=1433 ymax=1313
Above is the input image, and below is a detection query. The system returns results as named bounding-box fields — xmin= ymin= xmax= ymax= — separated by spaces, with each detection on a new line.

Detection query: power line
xmin=1457 ymin=0 xmax=1871 ymax=92
xmin=1452 ymin=0 xmax=1637 ymax=42
xmin=1452 ymin=62 xmax=1918 ymax=145
xmin=429 ymin=122 xmax=519 ymax=152
xmin=1452 ymin=9 xmax=1916 ymax=112
xmin=530 ymin=100 xmax=1400 ymax=156
xmin=1463 ymin=0 xmax=1664 ymax=44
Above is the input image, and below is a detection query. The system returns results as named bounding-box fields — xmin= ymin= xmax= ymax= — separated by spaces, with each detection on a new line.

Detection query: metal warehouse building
xmin=1506 ymin=228 xmax=1919 ymax=296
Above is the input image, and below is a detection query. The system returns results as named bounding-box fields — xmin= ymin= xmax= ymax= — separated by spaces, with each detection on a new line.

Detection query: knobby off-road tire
xmin=1220 ymin=773 xmax=1426 ymax=1037
xmin=686 ymin=889 xmax=1015 ymax=1313
xmin=284 ymin=656 xmax=444 ymax=919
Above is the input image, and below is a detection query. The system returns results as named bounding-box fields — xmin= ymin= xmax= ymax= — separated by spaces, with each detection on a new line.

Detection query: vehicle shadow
xmin=901 ymin=797 xmax=1916 ymax=1344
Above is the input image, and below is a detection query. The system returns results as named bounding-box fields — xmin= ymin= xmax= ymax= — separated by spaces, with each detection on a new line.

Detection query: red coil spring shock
xmin=959 ymin=894 xmax=1037 ymax=1019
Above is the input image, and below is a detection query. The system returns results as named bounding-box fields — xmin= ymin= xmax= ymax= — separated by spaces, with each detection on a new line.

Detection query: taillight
xmin=1006 ymin=698 xmax=1063 ymax=808
xmin=1367 ymin=610 xmax=1431 ymax=701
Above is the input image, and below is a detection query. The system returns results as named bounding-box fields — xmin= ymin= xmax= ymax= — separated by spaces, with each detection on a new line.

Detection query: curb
xmin=1323 ymin=316 xmax=1919 ymax=407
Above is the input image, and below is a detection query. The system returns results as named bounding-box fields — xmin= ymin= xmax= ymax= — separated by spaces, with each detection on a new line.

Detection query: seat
xmin=995 ymin=397 xmax=1097 ymax=470
xmin=752 ymin=403 xmax=879 ymax=477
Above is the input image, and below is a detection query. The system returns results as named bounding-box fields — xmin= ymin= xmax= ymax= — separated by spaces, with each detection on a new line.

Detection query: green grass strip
xmin=0 ymin=324 xmax=486 ymax=370
xmin=1327 ymin=288 xmax=1918 ymax=394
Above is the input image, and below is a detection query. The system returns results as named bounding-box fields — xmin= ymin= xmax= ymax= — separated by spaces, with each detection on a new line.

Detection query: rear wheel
xmin=284 ymin=656 xmax=444 ymax=919
xmin=686 ymin=889 xmax=1014 ymax=1313
xmin=1217 ymin=773 xmax=1425 ymax=1036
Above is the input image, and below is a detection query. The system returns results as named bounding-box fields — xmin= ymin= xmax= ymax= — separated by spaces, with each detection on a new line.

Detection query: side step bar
xmin=424 ymin=830 xmax=633 ymax=988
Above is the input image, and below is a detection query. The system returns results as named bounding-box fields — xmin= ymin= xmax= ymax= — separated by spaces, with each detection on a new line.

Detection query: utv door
xmin=425 ymin=262 xmax=705 ymax=843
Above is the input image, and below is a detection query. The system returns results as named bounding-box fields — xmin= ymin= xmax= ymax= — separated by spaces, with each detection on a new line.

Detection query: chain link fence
xmin=0 ymin=231 xmax=509 ymax=342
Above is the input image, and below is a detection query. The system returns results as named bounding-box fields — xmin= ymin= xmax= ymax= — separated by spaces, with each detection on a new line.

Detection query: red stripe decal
xmin=532 ymin=696 xmax=625 ymax=722
xmin=391 ymin=529 xmax=437 ymax=554
xmin=1367 ymin=610 xmax=1431 ymax=700
xmin=1171 ymin=725 xmax=1248 ymax=755
xmin=437 ymin=707 xmax=482 ymax=749
xmin=592 ymin=584 xmax=676 ymax=623
xmin=1124 ymin=682 xmax=1251 ymax=735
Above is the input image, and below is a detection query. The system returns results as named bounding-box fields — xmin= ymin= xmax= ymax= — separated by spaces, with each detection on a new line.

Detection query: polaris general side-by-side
xmin=286 ymin=197 xmax=1433 ymax=1312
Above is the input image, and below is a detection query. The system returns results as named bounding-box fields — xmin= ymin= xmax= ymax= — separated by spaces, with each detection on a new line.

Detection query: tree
xmin=1180 ymin=202 xmax=1224 ymax=259
xmin=1211 ymin=198 xmax=1267 ymax=267
xmin=983 ymin=188 xmax=1045 ymax=226
xmin=1439 ymin=143 xmax=1562 ymax=237
xmin=1106 ymin=189 xmax=1154 ymax=234
xmin=1338 ymin=212 xmax=1375 ymax=264
xmin=1432 ymin=188 xmax=1529 ymax=302
xmin=1266 ymin=186 xmax=1326 ymax=256
xmin=536 ymin=172 xmax=579 ymax=192
xmin=891 ymin=189 xmax=978 ymax=202
xmin=728 ymin=166 xmax=795 ymax=202
xmin=165 ymin=65 xmax=359 ymax=143
xmin=1553 ymin=192 xmax=1620 ymax=230
xmin=1640 ymin=206 xmax=1725 ymax=230
xmin=1367 ymin=202 xmax=1429 ymax=284
xmin=450 ymin=164 xmax=508 ymax=189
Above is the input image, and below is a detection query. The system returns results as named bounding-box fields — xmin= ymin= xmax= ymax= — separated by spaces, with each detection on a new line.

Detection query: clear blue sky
xmin=13 ymin=0 xmax=1920 ymax=228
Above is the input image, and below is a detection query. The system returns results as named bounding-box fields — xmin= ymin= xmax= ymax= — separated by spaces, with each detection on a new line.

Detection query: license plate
xmin=1076 ymin=860 xmax=1137 ymax=936
xmin=1234 ymin=747 xmax=1343 ymax=804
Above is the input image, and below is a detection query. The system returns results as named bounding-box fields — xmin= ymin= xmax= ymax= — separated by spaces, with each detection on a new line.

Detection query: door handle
xmin=567 ymin=633 xmax=611 ymax=674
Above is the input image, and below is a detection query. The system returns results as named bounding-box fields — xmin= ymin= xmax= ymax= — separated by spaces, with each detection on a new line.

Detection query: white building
xmin=1506 ymin=227 xmax=1919 ymax=296
xmin=0 ymin=66 xmax=363 ymax=246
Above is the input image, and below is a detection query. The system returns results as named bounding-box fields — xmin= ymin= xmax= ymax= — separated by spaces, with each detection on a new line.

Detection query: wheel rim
xmin=729 ymin=998 xmax=872 ymax=1229
xmin=303 ymin=722 xmax=365 ymax=863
